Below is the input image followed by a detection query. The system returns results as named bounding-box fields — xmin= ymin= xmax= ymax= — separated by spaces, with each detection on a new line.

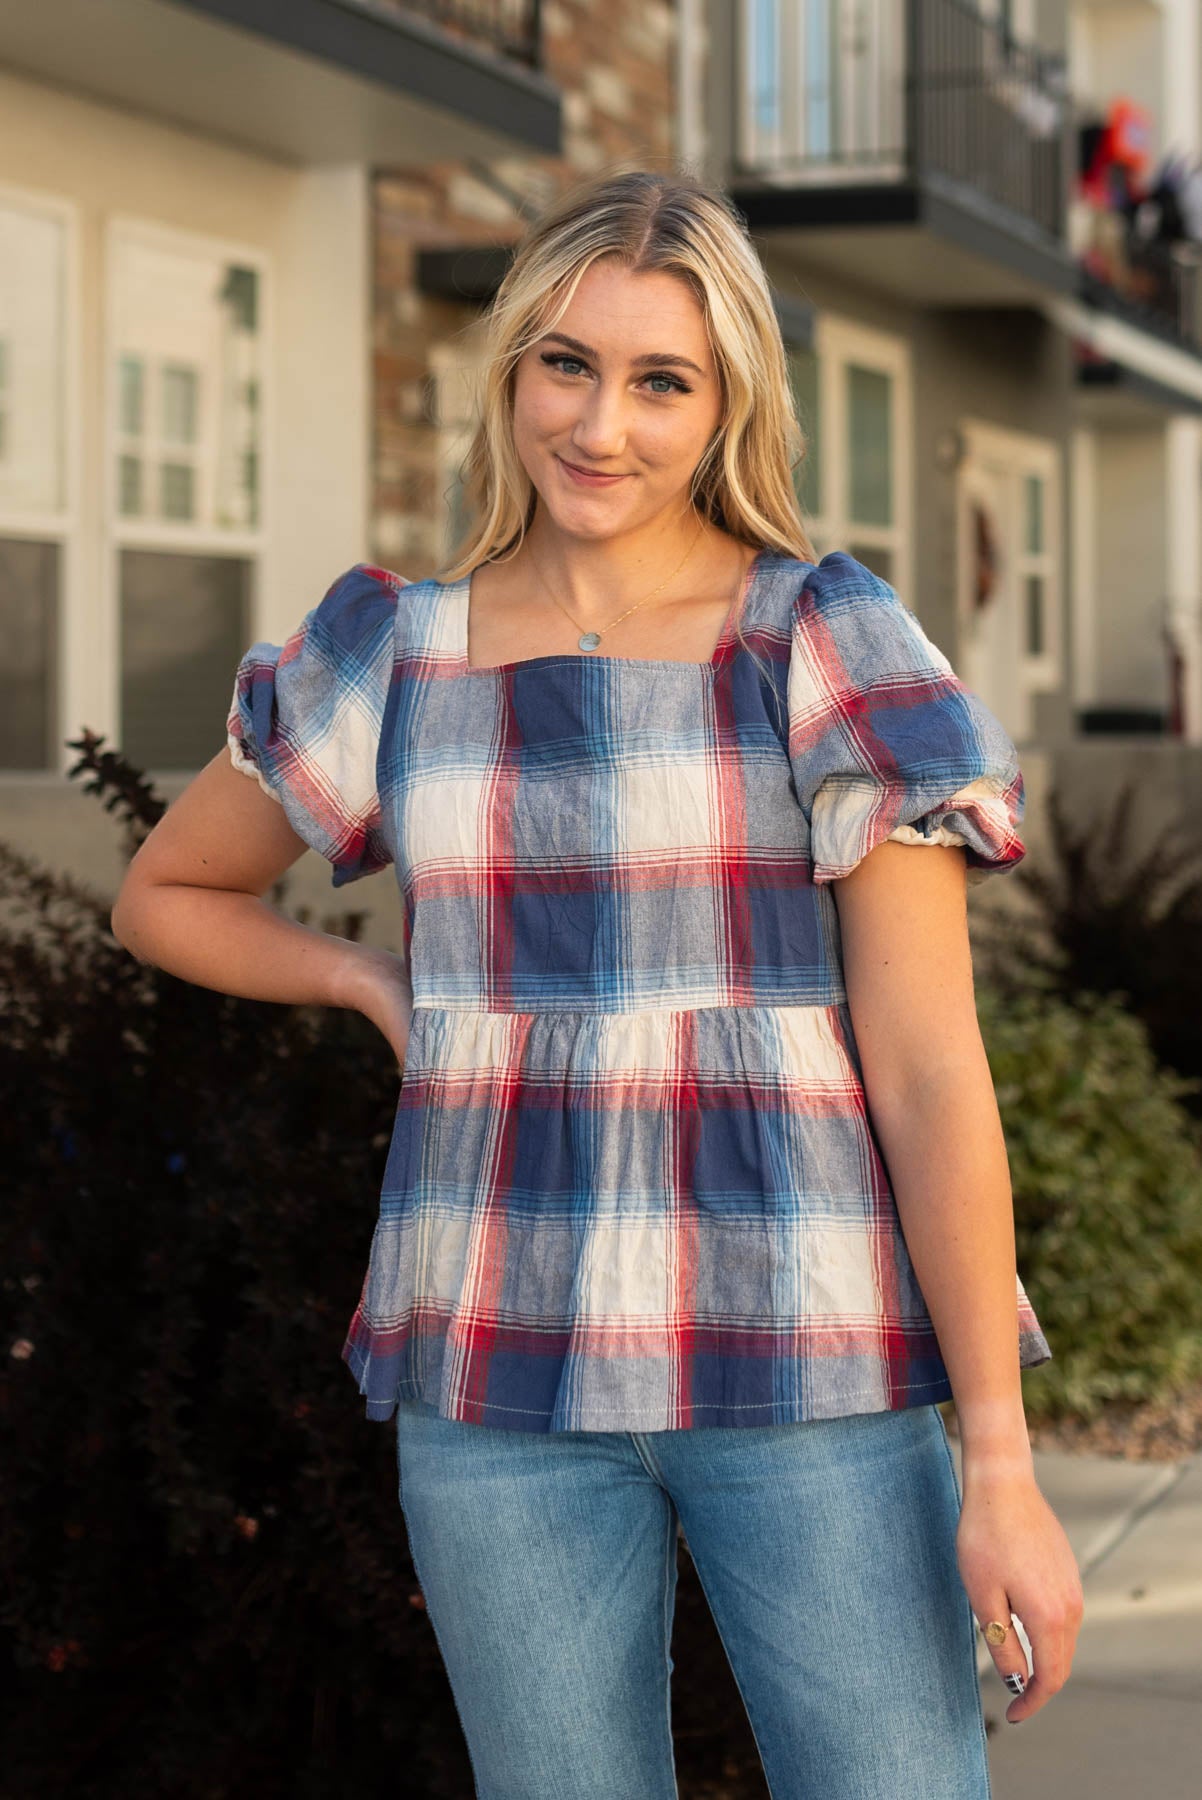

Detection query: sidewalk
xmin=947 ymin=1439 xmax=1202 ymax=1800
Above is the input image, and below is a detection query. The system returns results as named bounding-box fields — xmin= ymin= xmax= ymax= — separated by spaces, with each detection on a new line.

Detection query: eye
xmin=645 ymin=371 xmax=692 ymax=396
xmin=538 ymin=351 xmax=692 ymax=396
xmin=540 ymin=352 xmax=588 ymax=377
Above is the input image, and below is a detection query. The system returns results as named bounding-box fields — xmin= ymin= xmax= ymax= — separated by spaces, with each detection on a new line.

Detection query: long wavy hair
xmin=435 ymin=163 xmax=816 ymax=666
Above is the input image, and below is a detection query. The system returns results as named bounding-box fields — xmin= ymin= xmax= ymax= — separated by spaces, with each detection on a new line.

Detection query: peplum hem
xmin=337 ymin=1000 xmax=1053 ymax=1434
xmin=341 ymin=1324 xmax=1054 ymax=1433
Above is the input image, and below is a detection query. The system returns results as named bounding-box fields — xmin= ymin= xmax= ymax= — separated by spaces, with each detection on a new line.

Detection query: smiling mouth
xmin=557 ymin=456 xmax=629 ymax=482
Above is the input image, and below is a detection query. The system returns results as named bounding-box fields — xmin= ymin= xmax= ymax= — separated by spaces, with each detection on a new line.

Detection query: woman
xmin=111 ymin=166 xmax=1083 ymax=1798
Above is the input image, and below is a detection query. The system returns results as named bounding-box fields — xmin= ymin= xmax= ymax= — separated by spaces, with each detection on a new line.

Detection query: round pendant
xmin=578 ymin=631 xmax=602 ymax=652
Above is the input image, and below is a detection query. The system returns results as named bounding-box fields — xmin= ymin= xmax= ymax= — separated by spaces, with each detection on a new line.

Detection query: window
xmin=0 ymin=191 xmax=69 ymax=771
xmin=738 ymin=0 xmax=905 ymax=174
xmin=110 ymin=233 xmax=261 ymax=532
xmin=785 ymin=340 xmax=821 ymax=519
xmin=786 ymin=313 xmax=912 ymax=595
xmin=1022 ymin=471 xmax=1048 ymax=657
xmin=748 ymin=0 xmax=782 ymax=145
xmin=119 ymin=355 xmax=143 ymax=434
xmin=119 ymin=550 xmax=251 ymax=770
xmin=0 ymin=539 xmax=59 ymax=769
xmin=108 ymin=223 xmax=266 ymax=768
xmin=847 ymin=364 xmax=892 ymax=527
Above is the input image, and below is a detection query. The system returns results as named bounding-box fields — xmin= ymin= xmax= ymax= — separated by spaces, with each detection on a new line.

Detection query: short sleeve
xmin=786 ymin=553 xmax=1026 ymax=888
xmin=225 ymin=564 xmax=400 ymax=887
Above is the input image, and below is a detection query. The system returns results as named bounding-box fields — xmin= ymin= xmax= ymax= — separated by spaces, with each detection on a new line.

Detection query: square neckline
xmin=451 ymin=545 xmax=772 ymax=677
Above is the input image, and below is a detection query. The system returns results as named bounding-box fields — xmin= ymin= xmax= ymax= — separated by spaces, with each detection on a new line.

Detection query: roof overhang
xmin=1043 ymin=293 xmax=1202 ymax=419
xmin=0 ymin=0 xmax=560 ymax=166
xmin=731 ymin=171 xmax=1077 ymax=308
xmin=417 ymin=245 xmax=516 ymax=305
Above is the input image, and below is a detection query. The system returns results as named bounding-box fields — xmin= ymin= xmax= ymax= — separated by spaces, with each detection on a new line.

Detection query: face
xmin=510 ymin=257 xmax=724 ymax=545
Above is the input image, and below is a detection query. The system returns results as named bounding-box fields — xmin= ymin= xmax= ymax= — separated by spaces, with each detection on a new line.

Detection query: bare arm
xmin=110 ymin=749 xmax=411 ymax=1064
xmin=832 ymin=839 xmax=1082 ymax=1720
xmin=833 ymin=839 xmax=1031 ymax=1475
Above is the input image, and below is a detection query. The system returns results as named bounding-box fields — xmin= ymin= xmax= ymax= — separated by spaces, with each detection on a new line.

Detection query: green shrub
xmin=0 ymin=735 xmax=765 ymax=1798
xmin=0 ymin=742 xmax=477 ymax=1798
xmin=977 ymin=980 xmax=1202 ymax=1421
xmin=986 ymin=778 xmax=1202 ymax=1120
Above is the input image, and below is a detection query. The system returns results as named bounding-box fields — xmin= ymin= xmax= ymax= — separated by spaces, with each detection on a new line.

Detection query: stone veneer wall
xmin=370 ymin=0 xmax=678 ymax=580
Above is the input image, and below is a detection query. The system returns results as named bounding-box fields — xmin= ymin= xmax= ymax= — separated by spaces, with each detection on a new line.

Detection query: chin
xmin=537 ymin=485 xmax=635 ymax=530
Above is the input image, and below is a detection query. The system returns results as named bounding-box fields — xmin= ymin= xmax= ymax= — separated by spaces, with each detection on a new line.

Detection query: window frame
xmin=737 ymin=0 xmax=906 ymax=178
xmin=104 ymin=215 xmax=270 ymax=554
xmin=0 ymin=182 xmax=78 ymax=775
xmin=794 ymin=311 xmax=914 ymax=603
xmin=104 ymin=215 xmax=272 ymax=772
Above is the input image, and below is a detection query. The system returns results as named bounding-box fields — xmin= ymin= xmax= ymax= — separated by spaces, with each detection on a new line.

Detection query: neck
xmin=519 ymin=511 xmax=710 ymax=613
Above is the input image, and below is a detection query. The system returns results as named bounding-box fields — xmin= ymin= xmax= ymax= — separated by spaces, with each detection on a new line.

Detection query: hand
xmin=955 ymin=1470 xmax=1085 ymax=1724
xmin=335 ymin=943 xmax=413 ymax=1074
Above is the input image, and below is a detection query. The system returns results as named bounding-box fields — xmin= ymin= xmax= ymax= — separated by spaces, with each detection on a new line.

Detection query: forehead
xmin=545 ymin=261 xmax=711 ymax=355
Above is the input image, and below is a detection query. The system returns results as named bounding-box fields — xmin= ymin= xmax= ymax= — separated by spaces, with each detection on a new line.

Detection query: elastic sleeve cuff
xmin=226 ymin=731 xmax=284 ymax=804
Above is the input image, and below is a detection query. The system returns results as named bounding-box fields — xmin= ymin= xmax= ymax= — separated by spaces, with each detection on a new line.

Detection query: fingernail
xmin=1003 ymin=1672 xmax=1027 ymax=1696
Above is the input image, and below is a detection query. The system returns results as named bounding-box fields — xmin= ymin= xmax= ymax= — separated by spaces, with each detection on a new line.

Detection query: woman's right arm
xmin=109 ymin=748 xmax=412 ymax=1067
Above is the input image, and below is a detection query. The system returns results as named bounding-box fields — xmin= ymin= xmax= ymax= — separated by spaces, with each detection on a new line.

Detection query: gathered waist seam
xmin=407 ymin=999 xmax=849 ymax=1017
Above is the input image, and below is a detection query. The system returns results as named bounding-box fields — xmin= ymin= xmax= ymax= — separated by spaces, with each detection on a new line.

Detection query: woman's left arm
xmin=833 ymin=839 xmax=1085 ymax=1725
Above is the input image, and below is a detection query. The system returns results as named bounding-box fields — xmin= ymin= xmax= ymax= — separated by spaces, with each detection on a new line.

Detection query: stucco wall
xmin=0 ymin=67 xmax=372 ymax=903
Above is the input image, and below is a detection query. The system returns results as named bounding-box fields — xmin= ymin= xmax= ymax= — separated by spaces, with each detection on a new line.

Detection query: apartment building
xmin=0 ymin=1 xmax=692 ymax=931
xmin=0 ymin=0 xmax=559 ymax=927
xmin=6 ymin=0 xmax=1199 ymax=924
xmin=686 ymin=0 xmax=1202 ymax=864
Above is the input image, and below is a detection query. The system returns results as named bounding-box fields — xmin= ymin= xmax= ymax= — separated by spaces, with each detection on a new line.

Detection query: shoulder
xmin=791 ymin=550 xmax=907 ymax=622
xmin=752 ymin=549 xmax=904 ymax=631
xmin=310 ymin=562 xmax=405 ymax=635
xmin=786 ymin=550 xmax=952 ymax=685
xmin=289 ymin=562 xmax=432 ymax=671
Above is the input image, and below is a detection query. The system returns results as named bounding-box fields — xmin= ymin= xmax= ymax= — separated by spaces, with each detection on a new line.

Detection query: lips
xmin=557 ymin=456 xmax=628 ymax=487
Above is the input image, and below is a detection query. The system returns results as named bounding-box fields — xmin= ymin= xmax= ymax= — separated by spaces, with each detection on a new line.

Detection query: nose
xmin=569 ymin=378 xmax=628 ymax=462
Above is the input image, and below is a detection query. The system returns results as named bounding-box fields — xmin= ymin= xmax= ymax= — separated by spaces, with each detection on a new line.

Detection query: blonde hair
xmin=436 ymin=162 xmax=816 ymax=671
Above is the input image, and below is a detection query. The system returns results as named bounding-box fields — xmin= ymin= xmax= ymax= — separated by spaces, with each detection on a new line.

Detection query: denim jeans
xmin=394 ymin=1398 xmax=992 ymax=1800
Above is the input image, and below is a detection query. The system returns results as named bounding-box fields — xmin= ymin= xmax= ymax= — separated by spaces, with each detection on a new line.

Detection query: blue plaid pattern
xmin=227 ymin=549 xmax=1051 ymax=1432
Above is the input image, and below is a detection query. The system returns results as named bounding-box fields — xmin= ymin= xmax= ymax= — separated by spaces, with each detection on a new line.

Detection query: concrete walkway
xmin=947 ymin=1439 xmax=1202 ymax=1800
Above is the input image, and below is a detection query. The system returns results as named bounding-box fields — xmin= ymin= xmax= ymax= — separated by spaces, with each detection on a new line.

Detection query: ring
xmin=983 ymin=1619 xmax=1011 ymax=1646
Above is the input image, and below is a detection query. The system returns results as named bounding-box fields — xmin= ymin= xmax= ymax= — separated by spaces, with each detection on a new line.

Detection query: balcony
xmin=728 ymin=0 xmax=1077 ymax=306
xmin=0 ymin=0 xmax=559 ymax=167
xmin=1069 ymin=140 xmax=1202 ymax=364
xmin=390 ymin=0 xmax=543 ymax=67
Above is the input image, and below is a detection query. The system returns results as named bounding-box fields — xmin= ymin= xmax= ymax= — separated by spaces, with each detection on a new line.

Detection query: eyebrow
xmin=539 ymin=331 xmax=708 ymax=379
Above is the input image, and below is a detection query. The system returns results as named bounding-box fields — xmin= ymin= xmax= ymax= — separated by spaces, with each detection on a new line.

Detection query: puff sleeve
xmin=786 ymin=553 xmax=1026 ymax=887
xmin=225 ymin=564 xmax=399 ymax=887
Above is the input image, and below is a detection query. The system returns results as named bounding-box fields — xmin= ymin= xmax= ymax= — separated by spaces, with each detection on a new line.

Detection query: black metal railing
xmin=376 ymin=0 xmax=542 ymax=68
xmin=736 ymin=0 xmax=1071 ymax=242
xmin=1079 ymin=253 xmax=1202 ymax=355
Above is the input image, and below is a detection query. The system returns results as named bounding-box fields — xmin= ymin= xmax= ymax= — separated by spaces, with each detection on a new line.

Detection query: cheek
xmin=637 ymin=413 xmax=716 ymax=472
xmin=513 ymin=380 xmax=574 ymax=446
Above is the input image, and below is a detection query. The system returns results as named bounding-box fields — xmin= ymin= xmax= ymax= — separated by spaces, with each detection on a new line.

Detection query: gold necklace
xmin=526 ymin=516 xmax=707 ymax=652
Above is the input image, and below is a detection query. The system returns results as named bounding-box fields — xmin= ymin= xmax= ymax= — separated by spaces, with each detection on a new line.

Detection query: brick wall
xmin=370 ymin=1 xmax=678 ymax=578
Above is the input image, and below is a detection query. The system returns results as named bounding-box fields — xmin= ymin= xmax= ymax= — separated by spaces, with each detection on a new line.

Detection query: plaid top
xmin=227 ymin=548 xmax=1052 ymax=1433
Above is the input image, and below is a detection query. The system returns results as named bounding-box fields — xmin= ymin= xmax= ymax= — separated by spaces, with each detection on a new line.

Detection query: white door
xmin=957 ymin=453 xmax=1026 ymax=738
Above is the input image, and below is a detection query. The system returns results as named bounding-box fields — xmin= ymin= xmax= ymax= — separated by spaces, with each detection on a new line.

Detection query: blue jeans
xmin=394 ymin=1399 xmax=991 ymax=1799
